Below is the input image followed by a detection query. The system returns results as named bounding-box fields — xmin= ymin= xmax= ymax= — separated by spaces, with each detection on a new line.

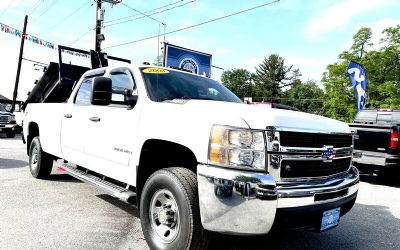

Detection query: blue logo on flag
xmin=347 ymin=61 xmax=367 ymax=111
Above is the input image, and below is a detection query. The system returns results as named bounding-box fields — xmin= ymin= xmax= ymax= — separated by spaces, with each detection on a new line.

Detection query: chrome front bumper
xmin=197 ymin=164 xmax=359 ymax=235
xmin=0 ymin=124 xmax=17 ymax=129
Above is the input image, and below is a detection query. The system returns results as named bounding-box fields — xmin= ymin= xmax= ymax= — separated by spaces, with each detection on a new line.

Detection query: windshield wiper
xmin=159 ymin=96 xmax=215 ymax=102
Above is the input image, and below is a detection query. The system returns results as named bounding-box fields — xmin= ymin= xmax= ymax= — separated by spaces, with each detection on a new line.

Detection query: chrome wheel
xmin=149 ymin=189 xmax=180 ymax=243
xmin=31 ymin=146 xmax=38 ymax=171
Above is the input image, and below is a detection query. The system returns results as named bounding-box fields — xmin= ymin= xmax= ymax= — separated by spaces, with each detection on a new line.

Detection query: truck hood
xmin=181 ymin=100 xmax=350 ymax=133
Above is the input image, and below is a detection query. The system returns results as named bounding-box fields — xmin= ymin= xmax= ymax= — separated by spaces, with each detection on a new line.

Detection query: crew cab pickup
xmin=0 ymin=103 xmax=18 ymax=138
xmin=23 ymin=64 xmax=359 ymax=249
xmin=349 ymin=108 xmax=400 ymax=178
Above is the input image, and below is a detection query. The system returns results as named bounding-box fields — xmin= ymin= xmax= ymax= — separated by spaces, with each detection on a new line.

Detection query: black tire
xmin=6 ymin=131 xmax=15 ymax=138
xmin=140 ymin=167 xmax=209 ymax=250
xmin=379 ymin=168 xmax=400 ymax=182
xmin=29 ymin=136 xmax=53 ymax=179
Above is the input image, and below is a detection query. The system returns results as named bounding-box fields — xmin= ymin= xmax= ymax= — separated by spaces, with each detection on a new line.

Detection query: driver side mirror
xmin=91 ymin=77 xmax=112 ymax=106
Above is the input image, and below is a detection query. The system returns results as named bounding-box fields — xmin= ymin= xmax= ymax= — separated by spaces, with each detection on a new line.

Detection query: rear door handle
xmin=89 ymin=117 xmax=101 ymax=122
xmin=64 ymin=114 xmax=72 ymax=118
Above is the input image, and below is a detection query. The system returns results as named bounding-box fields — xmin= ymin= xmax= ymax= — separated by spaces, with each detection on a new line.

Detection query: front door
xmin=84 ymin=67 xmax=141 ymax=182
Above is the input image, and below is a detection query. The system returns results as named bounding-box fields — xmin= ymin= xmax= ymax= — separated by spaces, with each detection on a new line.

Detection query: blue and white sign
xmin=164 ymin=43 xmax=212 ymax=77
xmin=347 ymin=61 xmax=367 ymax=111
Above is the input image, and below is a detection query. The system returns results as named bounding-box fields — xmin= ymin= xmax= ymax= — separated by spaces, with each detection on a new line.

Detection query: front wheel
xmin=29 ymin=136 xmax=53 ymax=179
xmin=140 ymin=167 xmax=209 ymax=250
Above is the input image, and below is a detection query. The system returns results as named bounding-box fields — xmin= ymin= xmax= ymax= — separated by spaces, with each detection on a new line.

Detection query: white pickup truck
xmin=23 ymin=65 xmax=359 ymax=250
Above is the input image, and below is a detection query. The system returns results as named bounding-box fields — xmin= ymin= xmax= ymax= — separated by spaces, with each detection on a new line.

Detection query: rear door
xmin=61 ymin=78 xmax=93 ymax=164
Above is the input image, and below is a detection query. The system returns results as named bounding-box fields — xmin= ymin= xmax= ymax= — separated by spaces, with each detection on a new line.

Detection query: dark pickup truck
xmin=349 ymin=109 xmax=400 ymax=178
xmin=0 ymin=103 xmax=17 ymax=138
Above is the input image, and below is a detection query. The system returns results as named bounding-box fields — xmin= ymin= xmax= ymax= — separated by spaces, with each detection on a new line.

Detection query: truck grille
xmin=280 ymin=131 xmax=352 ymax=148
xmin=268 ymin=131 xmax=354 ymax=180
xmin=0 ymin=115 xmax=9 ymax=123
xmin=280 ymin=158 xmax=351 ymax=178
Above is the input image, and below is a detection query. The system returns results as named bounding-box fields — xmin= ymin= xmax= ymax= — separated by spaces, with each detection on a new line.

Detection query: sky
xmin=0 ymin=0 xmax=399 ymax=100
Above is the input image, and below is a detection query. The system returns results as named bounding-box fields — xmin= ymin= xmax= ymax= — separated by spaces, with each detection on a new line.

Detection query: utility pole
xmin=95 ymin=0 xmax=103 ymax=52
xmin=95 ymin=0 xmax=121 ymax=52
xmin=11 ymin=15 xmax=28 ymax=113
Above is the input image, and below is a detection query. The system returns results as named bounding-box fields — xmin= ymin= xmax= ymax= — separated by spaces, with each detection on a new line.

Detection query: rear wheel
xmin=378 ymin=168 xmax=400 ymax=182
xmin=29 ymin=136 xmax=53 ymax=179
xmin=140 ymin=167 xmax=208 ymax=250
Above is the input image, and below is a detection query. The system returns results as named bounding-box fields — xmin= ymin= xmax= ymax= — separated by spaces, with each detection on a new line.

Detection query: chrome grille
xmin=267 ymin=129 xmax=353 ymax=180
xmin=0 ymin=115 xmax=8 ymax=123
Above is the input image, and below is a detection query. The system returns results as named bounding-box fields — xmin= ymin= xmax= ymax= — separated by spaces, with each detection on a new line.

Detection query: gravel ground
xmin=1 ymin=135 xmax=399 ymax=250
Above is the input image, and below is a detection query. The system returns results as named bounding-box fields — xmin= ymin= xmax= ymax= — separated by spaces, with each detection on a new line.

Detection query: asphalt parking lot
xmin=1 ymin=135 xmax=400 ymax=250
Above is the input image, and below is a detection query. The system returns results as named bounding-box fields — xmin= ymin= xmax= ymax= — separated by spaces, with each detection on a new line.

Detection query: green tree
xmin=323 ymin=25 xmax=400 ymax=122
xmin=221 ymin=68 xmax=254 ymax=98
xmin=283 ymin=80 xmax=324 ymax=113
xmin=253 ymin=54 xmax=294 ymax=98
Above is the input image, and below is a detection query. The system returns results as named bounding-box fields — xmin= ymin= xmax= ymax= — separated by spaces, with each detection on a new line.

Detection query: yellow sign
xmin=142 ymin=68 xmax=169 ymax=74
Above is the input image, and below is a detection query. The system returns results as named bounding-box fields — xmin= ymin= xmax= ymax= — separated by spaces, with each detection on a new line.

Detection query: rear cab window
xmin=74 ymin=70 xmax=105 ymax=105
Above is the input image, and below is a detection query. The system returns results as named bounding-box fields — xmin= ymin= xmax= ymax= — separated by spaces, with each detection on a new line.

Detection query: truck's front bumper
xmin=197 ymin=164 xmax=359 ymax=235
xmin=0 ymin=124 xmax=17 ymax=132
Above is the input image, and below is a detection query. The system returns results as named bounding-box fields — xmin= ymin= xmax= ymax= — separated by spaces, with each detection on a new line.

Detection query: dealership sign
xmin=164 ymin=43 xmax=212 ymax=77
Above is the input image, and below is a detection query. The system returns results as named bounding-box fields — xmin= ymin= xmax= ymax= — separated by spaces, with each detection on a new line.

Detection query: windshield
xmin=141 ymin=68 xmax=242 ymax=103
xmin=0 ymin=104 xmax=6 ymax=112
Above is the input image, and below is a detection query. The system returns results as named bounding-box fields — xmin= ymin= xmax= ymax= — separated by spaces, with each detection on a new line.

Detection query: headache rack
xmin=22 ymin=45 xmax=131 ymax=110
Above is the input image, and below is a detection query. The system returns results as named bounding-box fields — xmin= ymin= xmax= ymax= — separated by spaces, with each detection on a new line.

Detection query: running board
xmin=58 ymin=164 xmax=136 ymax=204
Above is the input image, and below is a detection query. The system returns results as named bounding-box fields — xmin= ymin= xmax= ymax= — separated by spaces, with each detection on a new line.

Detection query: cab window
xmin=74 ymin=78 xmax=92 ymax=105
xmin=110 ymin=68 xmax=136 ymax=103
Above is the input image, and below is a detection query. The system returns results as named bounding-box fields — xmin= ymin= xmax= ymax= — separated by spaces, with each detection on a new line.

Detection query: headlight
xmin=9 ymin=116 xmax=16 ymax=122
xmin=208 ymin=125 xmax=266 ymax=170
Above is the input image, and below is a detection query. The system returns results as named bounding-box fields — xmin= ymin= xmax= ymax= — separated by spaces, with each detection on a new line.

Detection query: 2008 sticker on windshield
xmin=142 ymin=68 xmax=169 ymax=74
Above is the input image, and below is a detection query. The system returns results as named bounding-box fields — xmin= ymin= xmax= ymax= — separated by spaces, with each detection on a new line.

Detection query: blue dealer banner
xmin=347 ymin=61 xmax=367 ymax=111
xmin=164 ymin=43 xmax=212 ymax=77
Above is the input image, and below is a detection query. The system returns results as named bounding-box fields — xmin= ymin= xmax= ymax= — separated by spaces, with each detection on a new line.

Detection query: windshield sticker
xmin=142 ymin=68 xmax=169 ymax=74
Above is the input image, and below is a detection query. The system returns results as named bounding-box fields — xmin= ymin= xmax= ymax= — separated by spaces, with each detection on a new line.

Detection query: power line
xmin=104 ymin=0 xmax=280 ymax=50
xmin=48 ymin=0 xmax=92 ymax=30
xmin=35 ymin=0 xmax=59 ymax=19
xmin=69 ymin=26 xmax=94 ymax=45
xmin=104 ymin=0 xmax=185 ymax=24
xmin=28 ymin=0 xmax=43 ymax=16
xmin=104 ymin=0 xmax=196 ymax=28
xmin=0 ymin=0 xmax=15 ymax=17
xmin=120 ymin=2 xmax=165 ymax=25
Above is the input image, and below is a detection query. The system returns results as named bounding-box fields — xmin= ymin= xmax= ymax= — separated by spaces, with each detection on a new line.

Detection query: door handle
xmin=64 ymin=114 xmax=72 ymax=118
xmin=89 ymin=117 xmax=101 ymax=122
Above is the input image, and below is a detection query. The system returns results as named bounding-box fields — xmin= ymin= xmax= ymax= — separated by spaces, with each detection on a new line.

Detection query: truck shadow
xmin=47 ymin=173 xmax=82 ymax=183
xmin=96 ymin=194 xmax=140 ymax=218
xmin=0 ymin=134 xmax=22 ymax=139
xmin=360 ymin=174 xmax=400 ymax=188
xmin=0 ymin=158 xmax=28 ymax=169
xmin=206 ymin=203 xmax=400 ymax=250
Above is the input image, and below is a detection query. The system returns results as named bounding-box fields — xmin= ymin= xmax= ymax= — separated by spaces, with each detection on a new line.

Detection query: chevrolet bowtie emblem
xmin=322 ymin=146 xmax=336 ymax=160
